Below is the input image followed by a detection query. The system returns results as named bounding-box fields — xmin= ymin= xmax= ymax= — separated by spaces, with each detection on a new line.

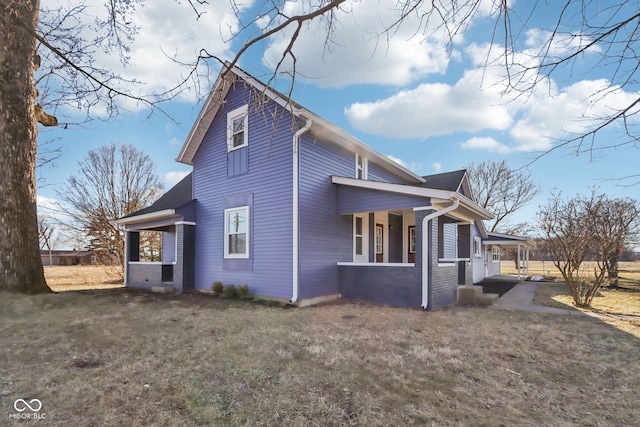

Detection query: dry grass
xmin=45 ymin=265 xmax=124 ymax=292
xmin=1 ymin=289 xmax=640 ymax=426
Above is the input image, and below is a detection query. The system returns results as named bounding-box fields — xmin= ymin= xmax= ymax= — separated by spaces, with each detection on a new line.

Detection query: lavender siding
xmin=298 ymin=135 xmax=354 ymax=299
xmin=227 ymin=147 xmax=248 ymax=177
xmin=337 ymin=186 xmax=428 ymax=214
xmin=367 ymin=159 xmax=414 ymax=184
xmin=176 ymin=200 xmax=196 ymax=222
xmin=191 ymin=83 xmax=294 ymax=298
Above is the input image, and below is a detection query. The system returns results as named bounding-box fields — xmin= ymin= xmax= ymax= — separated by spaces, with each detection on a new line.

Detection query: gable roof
xmin=419 ymin=169 xmax=467 ymax=192
xmin=114 ymin=173 xmax=193 ymax=223
xmin=176 ymin=63 xmax=425 ymax=184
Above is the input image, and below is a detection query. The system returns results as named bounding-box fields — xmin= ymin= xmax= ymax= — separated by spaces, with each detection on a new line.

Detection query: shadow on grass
xmin=532 ymin=282 xmax=575 ymax=310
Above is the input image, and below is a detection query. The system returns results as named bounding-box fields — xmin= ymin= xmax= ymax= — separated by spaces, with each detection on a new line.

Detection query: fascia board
xmin=332 ymin=176 xmax=494 ymax=220
xmin=112 ymin=209 xmax=178 ymax=225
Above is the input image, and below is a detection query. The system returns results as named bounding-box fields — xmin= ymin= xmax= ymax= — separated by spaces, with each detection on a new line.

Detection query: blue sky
xmin=37 ymin=0 xmax=639 ymax=243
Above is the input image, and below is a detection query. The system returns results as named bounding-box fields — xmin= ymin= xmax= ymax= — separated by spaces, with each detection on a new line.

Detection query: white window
xmin=224 ymin=206 xmax=250 ymax=258
xmin=227 ymin=105 xmax=248 ymax=151
xmin=409 ymin=226 xmax=416 ymax=254
xmin=474 ymin=236 xmax=482 ymax=258
xmin=375 ymin=225 xmax=383 ymax=255
xmin=353 ymin=214 xmax=368 ymax=262
xmin=492 ymin=246 xmax=500 ymax=263
xmin=442 ymin=223 xmax=458 ymax=259
xmin=355 ymin=153 xmax=368 ymax=179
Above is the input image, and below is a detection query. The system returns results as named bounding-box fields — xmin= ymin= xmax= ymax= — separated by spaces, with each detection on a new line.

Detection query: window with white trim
xmin=227 ymin=105 xmax=248 ymax=151
xmin=474 ymin=236 xmax=482 ymax=258
xmin=353 ymin=214 xmax=368 ymax=261
xmin=409 ymin=226 xmax=416 ymax=254
xmin=224 ymin=206 xmax=250 ymax=258
xmin=355 ymin=153 xmax=368 ymax=179
xmin=492 ymin=245 xmax=500 ymax=263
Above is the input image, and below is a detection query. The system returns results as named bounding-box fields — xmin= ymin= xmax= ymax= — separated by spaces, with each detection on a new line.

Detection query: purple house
xmin=115 ymin=65 xmax=531 ymax=309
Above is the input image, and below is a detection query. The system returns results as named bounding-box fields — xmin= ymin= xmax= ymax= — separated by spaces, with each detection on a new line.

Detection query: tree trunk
xmin=0 ymin=1 xmax=51 ymax=293
xmin=606 ymin=251 xmax=620 ymax=288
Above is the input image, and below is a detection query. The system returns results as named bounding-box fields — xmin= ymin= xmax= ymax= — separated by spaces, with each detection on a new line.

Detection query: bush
xmin=212 ymin=281 xmax=224 ymax=296
xmin=237 ymin=284 xmax=249 ymax=299
xmin=223 ymin=284 xmax=239 ymax=299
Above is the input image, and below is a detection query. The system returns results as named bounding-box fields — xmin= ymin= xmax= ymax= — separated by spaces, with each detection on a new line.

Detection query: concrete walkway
xmin=490 ymin=281 xmax=587 ymax=316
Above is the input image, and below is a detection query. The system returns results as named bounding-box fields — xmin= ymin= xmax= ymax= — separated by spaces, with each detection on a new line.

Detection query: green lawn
xmin=1 ymin=289 xmax=639 ymax=426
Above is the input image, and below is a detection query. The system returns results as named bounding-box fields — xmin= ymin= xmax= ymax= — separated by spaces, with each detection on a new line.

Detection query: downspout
xmin=419 ymin=198 xmax=460 ymax=309
xmin=291 ymin=119 xmax=313 ymax=303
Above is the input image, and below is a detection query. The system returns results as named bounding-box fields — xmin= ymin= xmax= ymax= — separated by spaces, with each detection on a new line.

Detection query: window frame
xmin=353 ymin=214 xmax=368 ymax=262
xmin=227 ymin=105 xmax=248 ymax=152
xmin=474 ymin=236 xmax=482 ymax=258
xmin=224 ymin=206 xmax=250 ymax=259
xmin=408 ymin=226 xmax=416 ymax=254
xmin=355 ymin=153 xmax=368 ymax=179
xmin=492 ymin=245 xmax=501 ymax=263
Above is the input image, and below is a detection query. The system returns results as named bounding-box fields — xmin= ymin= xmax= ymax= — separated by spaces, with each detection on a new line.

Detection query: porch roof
xmin=484 ymin=232 xmax=536 ymax=248
xmin=113 ymin=173 xmax=194 ymax=226
xmin=332 ymin=176 xmax=493 ymax=222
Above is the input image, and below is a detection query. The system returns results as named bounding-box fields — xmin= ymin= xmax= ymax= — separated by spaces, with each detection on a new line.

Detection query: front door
xmin=375 ymin=223 xmax=384 ymax=263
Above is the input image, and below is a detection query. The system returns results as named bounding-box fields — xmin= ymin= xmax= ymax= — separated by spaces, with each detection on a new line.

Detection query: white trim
xmin=129 ymin=261 xmax=163 ymax=265
xmin=337 ymin=262 xmax=415 ymax=267
xmin=355 ymin=153 xmax=368 ymax=179
xmin=353 ymin=214 xmax=369 ymax=262
xmin=227 ymin=104 xmax=248 ymax=152
xmin=291 ymin=120 xmax=312 ymax=303
xmin=473 ymin=236 xmax=482 ymax=257
xmin=224 ymin=206 xmax=250 ymax=258
xmin=175 ymin=221 xmax=196 ymax=226
xmin=111 ymin=209 xmax=177 ymax=225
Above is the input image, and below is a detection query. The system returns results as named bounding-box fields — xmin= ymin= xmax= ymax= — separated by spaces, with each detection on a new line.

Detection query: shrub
xmin=223 ymin=284 xmax=239 ymax=299
xmin=212 ymin=281 xmax=224 ymax=296
xmin=237 ymin=284 xmax=249 ymax=299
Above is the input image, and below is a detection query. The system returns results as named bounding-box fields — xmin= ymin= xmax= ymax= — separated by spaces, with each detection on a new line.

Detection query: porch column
xmin=517 ymin=242 xmax=521 ymax=280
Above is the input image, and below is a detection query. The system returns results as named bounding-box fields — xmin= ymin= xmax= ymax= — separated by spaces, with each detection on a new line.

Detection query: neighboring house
xmin=40 ymin=249 xmax=99 ymax=266
xmin=115 ymin=64 xmax=531 ymax=309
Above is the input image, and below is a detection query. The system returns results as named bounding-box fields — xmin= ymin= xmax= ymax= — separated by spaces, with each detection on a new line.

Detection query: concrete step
xmin=457 ymin=285 xmax=484 ymax=305
xmin=476 ymin=293 xmax=500 ymax=306
xmin=151 ymin=285 xmax=174 ymax=294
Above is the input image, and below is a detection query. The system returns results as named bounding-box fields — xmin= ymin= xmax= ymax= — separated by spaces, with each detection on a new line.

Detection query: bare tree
xmin=538 ymin=190 xmax=639 ymax=307
xmin=585 ymin=192 xmax=640 ymax=288
xmin=467 ymin=160 xmax=542 ymax=233
xmin=38 ymin=215 xmax=55 ymax=266
xmin=57 ymin=143 xmax=164 ymax=266
xmin=538 ymin=192 xmax=601 ymax=307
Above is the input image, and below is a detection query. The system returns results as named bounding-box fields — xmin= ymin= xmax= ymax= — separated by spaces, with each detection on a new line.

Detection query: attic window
xmin=355 ymin=154 xmax=368 ymax=179
xmin=227 ymin=105 xmax=248 ymax=151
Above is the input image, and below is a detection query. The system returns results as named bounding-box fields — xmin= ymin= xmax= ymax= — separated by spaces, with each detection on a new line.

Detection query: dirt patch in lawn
xmin=2 ymin=289 xmax=640 ymax=426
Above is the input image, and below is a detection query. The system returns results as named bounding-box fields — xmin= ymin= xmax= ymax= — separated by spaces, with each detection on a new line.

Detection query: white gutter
xmin=291 ymin=119 xmax=313 ymax=303
xmin=416 ymin=198 xmax=460 ymax=309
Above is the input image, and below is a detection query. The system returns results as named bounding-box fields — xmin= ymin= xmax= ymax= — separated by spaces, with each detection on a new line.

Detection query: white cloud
xmin=431 ymin=162 xmax=442 ymax=172
xmin=164 ymin=170 xmax=191 ymax=187
xmin=460 ymin=137 xmax=511 ymax=153
xmin=386 ymin=155 xmax=423 ymax=174
xmin=168 ymin=137 xmax=181 ymax=147
xmin=345 ymin=78 xmax=512 ymax=139
xmin=48 ymin=0 xmax=249 ymax=114
xmin=262 ymin=0 xmax=475 ymax=88
xmin=344 ymin=38 xmax=639 ymax=153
